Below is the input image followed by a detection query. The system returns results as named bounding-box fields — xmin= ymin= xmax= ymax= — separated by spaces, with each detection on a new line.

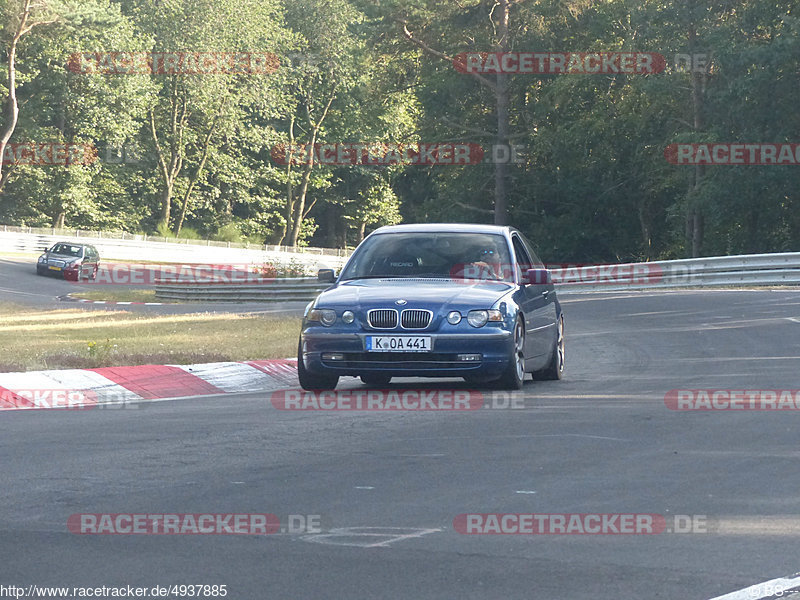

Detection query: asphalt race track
xmin=0 ymin=256 xmax=309 ymax=315
xmin=3 ymin=289 xmax=800 ymax=599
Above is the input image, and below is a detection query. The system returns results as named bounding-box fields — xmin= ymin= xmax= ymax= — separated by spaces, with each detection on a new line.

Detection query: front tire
xmin=297 ymin=340 xmax=339 ymax=391
xmin=494 ymin=317 xmax=526 ymax=390
xmin=534 ymin=314 xmax=564 ymax=381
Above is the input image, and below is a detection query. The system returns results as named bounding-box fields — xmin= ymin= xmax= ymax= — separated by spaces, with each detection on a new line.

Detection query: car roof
xmin=52 ymin=241 xmax=93 ymax=247
xmin=370 ymin=223 xmax=519 ymax=236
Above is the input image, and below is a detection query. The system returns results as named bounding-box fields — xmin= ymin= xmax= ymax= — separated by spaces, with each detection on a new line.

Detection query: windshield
xmin=49 ymin=244 xmax=83 ymax=257
xmin=339 ymin=232 xmax=513 ymax=282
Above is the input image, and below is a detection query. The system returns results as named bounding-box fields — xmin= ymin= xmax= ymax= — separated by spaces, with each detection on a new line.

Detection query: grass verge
xmin=69 ymin=289 xmax=168 ymax=303
xmin=0 ymin=302 xmax=300 ymax=372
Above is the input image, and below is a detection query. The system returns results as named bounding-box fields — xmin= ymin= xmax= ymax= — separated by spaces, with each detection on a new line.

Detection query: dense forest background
xmin=1 ymin=0 xmax=798 ymax=262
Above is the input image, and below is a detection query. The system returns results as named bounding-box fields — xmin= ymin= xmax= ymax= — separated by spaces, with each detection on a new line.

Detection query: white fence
xmin=0 ymin=226 xmax=350 ymax=271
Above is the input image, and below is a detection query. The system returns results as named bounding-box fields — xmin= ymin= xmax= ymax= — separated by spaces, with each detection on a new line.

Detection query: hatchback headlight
xmin=446 ymin=311 xmax=462 ymax=325
xmin=342 ymin=310 xmax=355 ymax=324
xmin=307 ymin=309 xmax=337 ymax=326
xmin=38 ymin=255 xmax=46 ymax=263
xmin=467 ymin=309 xmax=503 ymax=327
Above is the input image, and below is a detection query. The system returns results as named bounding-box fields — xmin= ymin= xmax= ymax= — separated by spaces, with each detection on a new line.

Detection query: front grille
xmin=401 ymin=309 xmax=432 ymax=329
xmin=367 ymin=309 xmax=398 ymax=329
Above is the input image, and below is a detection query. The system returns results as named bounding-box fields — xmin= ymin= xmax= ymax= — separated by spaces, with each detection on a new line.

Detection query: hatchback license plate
xmin=48 ymin=265 xmax=62 ymax=271
xmin=366 ymin=336 xmax=432 ymax=352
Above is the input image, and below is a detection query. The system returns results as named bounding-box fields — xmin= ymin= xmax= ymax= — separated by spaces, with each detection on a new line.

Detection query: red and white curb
xmin=0 ymin=359 xmax=298 ymax=410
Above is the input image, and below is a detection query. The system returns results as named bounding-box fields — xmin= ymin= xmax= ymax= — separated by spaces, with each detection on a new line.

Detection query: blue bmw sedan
xmin=297 ymin=223 xmax=564 ymax=390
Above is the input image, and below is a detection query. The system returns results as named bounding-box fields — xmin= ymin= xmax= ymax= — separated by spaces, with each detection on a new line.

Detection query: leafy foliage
xmin=0 ymin=0 xmax=797 ymax=258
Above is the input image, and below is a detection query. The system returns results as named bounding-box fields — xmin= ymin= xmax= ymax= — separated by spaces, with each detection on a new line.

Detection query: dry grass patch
xmin=69 ymin=289 xmax=167 ymax=303
xmin=0 ymin=302 xmax=300 ymax=371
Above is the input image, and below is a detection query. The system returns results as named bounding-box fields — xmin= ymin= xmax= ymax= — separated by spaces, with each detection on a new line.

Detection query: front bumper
xmin=300 ymin=329 xmax=514 ymax=378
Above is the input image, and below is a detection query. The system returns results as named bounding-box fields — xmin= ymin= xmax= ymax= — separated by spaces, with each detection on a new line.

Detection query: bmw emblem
xmin=395 ymin=299 xmax=408 ymax=305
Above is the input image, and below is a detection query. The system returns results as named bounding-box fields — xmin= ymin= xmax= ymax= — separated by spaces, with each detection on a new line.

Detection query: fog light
xmin=322 ymin=353 xmax=345 ymax=361
xmin=457 ymin=354 xmax=481 ymax=362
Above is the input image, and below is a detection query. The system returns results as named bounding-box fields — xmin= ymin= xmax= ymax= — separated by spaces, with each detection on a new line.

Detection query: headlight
xmin=342 ymin=310 xmax=355 ymax=324
xmin=446 ymin=311 xmax=462 ymax=325
xmin=307 ymin=308 xmax=337 ymax=326
xmin=467 ymin=309 xmax=503 ymax=328
xmin=38 ymin=256 xmax=45 ymax=263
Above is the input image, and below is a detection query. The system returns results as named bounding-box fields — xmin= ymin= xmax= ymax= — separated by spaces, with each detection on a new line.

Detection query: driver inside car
xmin=460 ymin=245 xmax=503 ymax=280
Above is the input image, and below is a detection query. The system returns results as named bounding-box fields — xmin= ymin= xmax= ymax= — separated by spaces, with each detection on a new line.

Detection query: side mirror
xmin=526 ymin=268 xmax=552 ymax=285
xmin=318 ymin=268 xmax=336 ymax=283
xmin=43 ymin=246 xmax=50 ymax=253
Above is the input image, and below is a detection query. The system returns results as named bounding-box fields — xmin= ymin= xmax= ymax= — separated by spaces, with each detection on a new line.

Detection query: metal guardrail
xmin=153 ymin=252 xmax=800 ymax=302
xmin=155 ymin=277 xmax=329 ymax=302
xmin=550 ymin=252 xmax=800 ymax=292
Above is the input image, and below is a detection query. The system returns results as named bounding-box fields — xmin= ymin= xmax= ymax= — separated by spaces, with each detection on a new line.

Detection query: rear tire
xmin=297 ymin=340 xmax=339 ymax=391
xmin=493 ymin=317 xmax=526 ymax=390
xmin=534 ymin=315 xmax=564 ymax=381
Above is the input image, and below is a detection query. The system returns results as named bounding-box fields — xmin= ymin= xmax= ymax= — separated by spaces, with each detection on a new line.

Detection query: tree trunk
xmin=288 ymin=135 xmax=316 ymax=247
xmin=149 ymin=80 xmax=187 ymax=230
xmin=399 ymin=5 xmax=511 ymax=226
xmin=287 ymin=91 xmax=337 ymax=248
xmin=277 ymin=115 xmax=296 ymax=246
xmin=0 ymin=1 xmax=31 ymax=189
xmin=687 ymin=18 xmax=706 ymax=257
xmin=160 ymin=184 xmax=172 ymax=225
xmin=175 ymin=99 xmax=224 ymax=236
xmin=493 ymin=0 xmax=511 ymax=225
xmin=357 ymin=219 xmax=366 ymax=242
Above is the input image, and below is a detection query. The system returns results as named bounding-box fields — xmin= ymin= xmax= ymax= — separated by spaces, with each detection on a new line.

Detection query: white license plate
xmin=48 ymin=265 xmax=62 ymax=271
xmin=366 ymin=336 xmax=432 ymax=352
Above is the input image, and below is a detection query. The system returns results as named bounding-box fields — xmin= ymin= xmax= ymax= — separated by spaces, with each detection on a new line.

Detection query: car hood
xmin=42 ymin=252 xmax=80 ymax=262
xmin=316 ymin=278 xmax=514 ymax=312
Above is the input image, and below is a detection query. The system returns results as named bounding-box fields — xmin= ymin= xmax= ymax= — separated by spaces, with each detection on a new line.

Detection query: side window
xmin=511 ymin=235 xmax=532 ymax=280
xmin=519 ymin=234 xmax=544 ymax=268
